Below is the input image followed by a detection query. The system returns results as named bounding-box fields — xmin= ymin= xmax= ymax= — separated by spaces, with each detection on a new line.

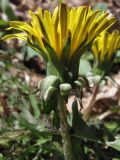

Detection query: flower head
xmin=2 ymin=4 xmax=116 ymax=82
xmin=92 ymin=30 xmax=120 ymax=75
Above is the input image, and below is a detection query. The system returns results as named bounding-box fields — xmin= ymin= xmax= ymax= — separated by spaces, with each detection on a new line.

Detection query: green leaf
xmin=0 ymin=0 xmax=16 ymax=20
xmin=0 ymin=130 xmax=30 ymax=144
xmin=0 ymin=19 xmax=7 ymax=26
xmin=29 ymin=94 xmax=40 ymax=118
xmin=52 ymin=111 xmax=60 ymax=128
xmin=106 ymin=137 xmax=120 ymax=152
xmin=72 ymin=100 xmax=99 ymax=142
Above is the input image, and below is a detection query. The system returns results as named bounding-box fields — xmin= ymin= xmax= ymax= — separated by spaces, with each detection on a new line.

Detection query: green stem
xmin=58 ymin=94 xmax=76 ymax=160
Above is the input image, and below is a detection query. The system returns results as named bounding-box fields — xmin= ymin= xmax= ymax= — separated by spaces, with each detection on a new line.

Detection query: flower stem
xmin=82 ymin=84 xmax=99 ymax=121
xmin=58 ymin=94 xmax=76 ymax=160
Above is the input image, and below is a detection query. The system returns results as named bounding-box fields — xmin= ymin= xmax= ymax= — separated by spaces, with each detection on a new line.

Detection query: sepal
xmin=60 ymin=83 xmax=72 ymax=97
xmin=74 ymin=75 xmax=91 ymax=89
xmin=43 ymin=86 xmax=57 ymax=101
xmin=38 ymin=75 xmax=61 ymax=101
xmin=42 ymin=38 xmax=59 ymax=68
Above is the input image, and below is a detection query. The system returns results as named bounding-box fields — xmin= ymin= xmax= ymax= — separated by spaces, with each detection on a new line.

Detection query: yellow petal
xmin=68 ymin=7 xmax=76 ymax=31
xmin=31 ymin=14 xmax=43 ymax=37
xmin=44 ymin=10 xmax=55 ymax=49
xmin=92 ymin=41 xmax=99 ymax=60
xmin=2 ymin=33 xmax=27 ymax=41
xmin=107 ymin=31 xmax=117 ymax=59
xmin=100 ymin=32 xmax=108 ymax=62
xmin=88 ymin=12 xmax=108 ymax=36
xmin=59 ymin=4 xmax=68 ymax=52
xmin=71 ymin=6 xmax=87 ymax=54
xmin=52 ymin=7 xmax=60 ymax=55
xmin=95 ymin=17 xmax=116 ymax=36
xmin=74 ymin=9 xmax=100 ymax=50
xmin=9 ymin=21 xmax=33 ymax=35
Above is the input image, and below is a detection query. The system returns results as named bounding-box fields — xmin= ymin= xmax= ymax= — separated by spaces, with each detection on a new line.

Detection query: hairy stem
xmin=58 ymin=94 xmax=76 ymax=160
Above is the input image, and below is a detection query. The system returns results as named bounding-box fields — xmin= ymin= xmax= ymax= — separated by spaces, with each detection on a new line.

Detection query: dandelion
xmin=2 ymin=4 xmax=116 ymax=82
xmin=92 ymin=30 xmax=120 ymax=75
xmin=1 ymin=4 xmax=118 ymax=159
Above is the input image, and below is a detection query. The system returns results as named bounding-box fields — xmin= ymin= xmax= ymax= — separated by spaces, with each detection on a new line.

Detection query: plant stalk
xmin=58 ymin=94 xmax=76 ymax=160
xmin=82 ymin=84 xmax=99 ymax=121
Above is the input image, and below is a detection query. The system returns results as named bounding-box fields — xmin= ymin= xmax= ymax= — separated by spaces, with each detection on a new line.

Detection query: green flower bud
xmin=94 ymin=75 xmax=101 ymax=84
xmin=43 ymin=86 xmax=57 ymax=101
xmin=74 ymin=80 xmax=82 ymax=87
xmin=38 ymin=75 xmax=61 ymax=101
xmin=60 ymin=83 xmax=72 ymax=96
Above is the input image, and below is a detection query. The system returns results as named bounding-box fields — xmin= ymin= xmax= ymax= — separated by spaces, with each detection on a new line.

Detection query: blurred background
xmin=0 ymin=0 xmax=120 ymax=160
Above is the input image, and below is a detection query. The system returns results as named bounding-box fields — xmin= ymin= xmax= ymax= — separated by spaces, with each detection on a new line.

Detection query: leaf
xmin=0 ymin=19 xmax=7 ymax=26
xmin=0 ymin=0 xmax=16 ymax=20
xmin=0 ymin=130 xmax=30 ymax=144
xmin=52 ymin=111 xmax=60 ymax=128
xmin=106 ymin=137 xmax=120 ymax=152
xmin=72 ymin=100 xmax=99 ymax=142
xmin=12 ymin=108 xmax=40 ymax=132
xmin=29 ymin=94 xmax=40 ymax=118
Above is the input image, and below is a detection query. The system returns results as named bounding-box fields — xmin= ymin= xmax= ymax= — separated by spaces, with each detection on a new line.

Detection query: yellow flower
xmin=2 ymin=4 xmax=116 ymax=82
xmin=3 ymin=4 xmax=116 ymax=60
xmin=92 ymin=30 xmax=120 ymax=62
xmin=92 ymin=30 xmax=120 ymax=74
